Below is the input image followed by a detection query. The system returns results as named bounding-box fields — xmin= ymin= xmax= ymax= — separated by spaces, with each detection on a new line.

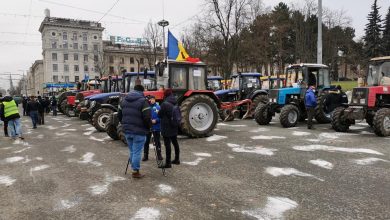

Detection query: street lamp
xmin=158 ymin=19 xmax=169 ymax=60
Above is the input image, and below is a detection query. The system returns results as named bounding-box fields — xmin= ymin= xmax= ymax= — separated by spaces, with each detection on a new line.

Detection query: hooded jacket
xmin=0 ymin=96 xmax=20 ymax=121
xmin=305 ymin=88 xmax=317 ymax=108
xmin=158 ymin=95 xmax=179 ymax=137
xmin=150 ymin=102 xmax=161 ymax=132
xmin=119 ymin=91 xmax=151 ymax=135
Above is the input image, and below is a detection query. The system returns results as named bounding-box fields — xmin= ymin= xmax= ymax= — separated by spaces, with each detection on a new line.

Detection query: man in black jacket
xmin=118 ymin=85 xmax=151 ymax=178
xmin=26 ymin=96 xmax=40 ymax=129
xmin=37 ymin=96 xmax=45 ymax=125
xmin=325 ymin=85 xmax=349 ymax=117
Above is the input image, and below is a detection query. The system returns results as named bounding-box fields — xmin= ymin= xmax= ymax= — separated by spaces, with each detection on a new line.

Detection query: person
xmin=37 ymin=96 xmax=45 ymax=125
xmin=51 ymin=95 xmax=57 ymax=116
xmin=22 ymin=96 xmax=28 ymax=116
xmin=305 ymin=85 xmax=317 ymax=130
xmin=0 ymin=96 xmax=8 ymax=137
xmin=142 ymin=95 xmax=163 ymax=161
xmin=26 ymin=96 xmax=40 ymax=129
xmin=325 ymin=85 xmax=349 ymax=117
xmin=118 ymin=84 xmax=151 ymax=178
xmin=0 ymin=96 xmax=23 ymax=140
xmin=45 ymin=97 xmax=51 ymax=113
xmin=158 ymin=88 xmax=181 ymax=168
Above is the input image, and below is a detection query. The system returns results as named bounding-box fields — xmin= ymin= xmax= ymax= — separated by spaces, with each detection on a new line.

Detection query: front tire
xmin=254 ymin=103 xmax=272 ymax=125
xmin=331 ymin=107 xmax=350 ymax=132
xmin=279 ymin=104 xmax=299 ymax=128
xmin=92 ymin=108 xmax=114 ymax=132
xmin=181 ymin=94 xmax=218 ymax=138
xmin=250 ymin=94 xmax=268 ymax=116
xmin=106 ymin=113 xmax=119 ymax=140
xmin=315 ymin=93 xmax=332 ymax=124
xmin=373 ymin=108 xmax=390 ymax=137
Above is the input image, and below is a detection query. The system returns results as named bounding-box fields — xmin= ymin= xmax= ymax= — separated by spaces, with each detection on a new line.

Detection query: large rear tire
xmin=250 ymin=94 xmax=268 ymax=116
xmin=315 ymin=93 xmax=332 ymax=124
xmin=92 ymin=108 xmax=114 ymax=132
xmin=180 ymin=94 xmax=218 ymax=138
xmin=331 ymin=107 xmax=349 ymax=132
xmin=106 ymin=114 xmax=119 ymax=140
xmin=373 ymin=108 xmax=390 ymax=137
xmin=280 ymin=104 xmax=299 ymax=128
xmin=254 ymin=103 xmax=272 ymax=125
xmin=60 ymin=100 xmax=67 ymax=114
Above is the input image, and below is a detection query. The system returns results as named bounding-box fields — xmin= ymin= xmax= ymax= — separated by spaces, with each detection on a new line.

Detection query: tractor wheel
xmin=92 ymin=108 xmax=114 ymax=132
xmin=180 ymin=94 xmax=218 ymax=138
xmin=315 ymin=93 xmax=332 ymax=124
xmin=117 ymin=124 xmax=127 ymax=145
xmin=373 ymin=108 xmax=390 ymax=137
xmin=279 ymin=104 xmax=299 ymax=128
xmin=254 ymin=103 xmax=272 ymax=125
xmin=250 ymin=94 xmax=268 ymax=115
xmin=106 ymin=114 xmax=119 ymax=140
xmin=366 ymin=114 xmax=374 ymax=127
xmin=331 ymin=107 xmax=350 ymax=132
xmin=60 ymin=100 xmax=67 ymax=114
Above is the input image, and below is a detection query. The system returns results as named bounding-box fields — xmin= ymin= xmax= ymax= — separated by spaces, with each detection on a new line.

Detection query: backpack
xmin=171 ymin=105 xmax=182 ymax=126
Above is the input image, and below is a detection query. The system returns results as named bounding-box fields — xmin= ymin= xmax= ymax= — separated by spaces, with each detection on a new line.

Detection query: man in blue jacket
xmin=305 ymin=85 xmax=317 ymax=129
xmin=118 ymin=85 xmax=151 ymax=178
xmin=142 ymin=95 xmax=163 ymax=161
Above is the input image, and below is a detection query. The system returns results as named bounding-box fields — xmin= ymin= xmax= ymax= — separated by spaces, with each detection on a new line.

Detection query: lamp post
xmin=158 ymin=19 xmax=169 ymax=60
xmin=317 ymin=0 xmax=323 ymax=64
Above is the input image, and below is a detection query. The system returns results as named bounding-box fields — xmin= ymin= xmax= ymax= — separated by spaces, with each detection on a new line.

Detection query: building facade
xmin=27 ymin=60 xmax=44 ymax=96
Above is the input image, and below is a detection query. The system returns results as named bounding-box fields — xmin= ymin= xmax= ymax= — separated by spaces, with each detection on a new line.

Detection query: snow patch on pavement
xmin=12 ymin=139 xmax=30 ymax=146
xmin=349 ymin=125 xmax=365 ymax=130
xmin=0 ymin=175 xmax=16 ymax=186
xmin=227 ymin=143 xmax=277 ymax=156
xmin=242 ymin=196 xmax=298 ymax=220
xmin=251 ymin=135 xmax=285 ymax=140
xmin=183 ymin=157 xmax=205 ymax=166
xmin=45 ymin=126 xmax=58 ymax=130
xmin=206 ymin=134 xmax=227 ymax=142
xmin=3 ymin=156 xmax=24 ymax=163
xmin=292 ymin=145 xmax=383 ymax=155
xmin=157 ymin=184 xmax=175 ymax=195
xmin=31 ymin=164 xmax=50 ymax=172
xmin=55 ymin=132 xmax=68 ymax=136
xmin=89 ymin=175 xmax=125 ymax=196
xmin=193 ymin=152 xmax=212 ymax=157
xmin=352 ymin=157 xmax=389 ymax=165
xmin=292 ymin=131 xmax=311 ymax=136
xmin=35 ymin=157 xmax=43 ymax=161
xmin=13 ymin=147 xmax=31 ymax=154
xmin=217 ymin=123 xmax=246 ymax=127
xmin=130 ymin=207 xmax=160 ymax=220
xmin=309 ymin=159 xmax=333 ymax=169
xmin=83 ymin=127 xmax=96 ymax=136
xmin=36 ymin=134 xmax=44 ymax=139
xmin=265 ymin=167 xmax=324 ymax=181
xmin=54 ymin=197 xmax=82 ymax=210
xmin=89 ymin=136 xmax=111 ymax=142
xmin=61 ymin=145 xmax=76 ymax=153
xmin=68 ymin=152 xmax=102 ymax=166
xmin=63 ymin=128 xmax=77 ymax=131
xmin=250 ymin=127 xmax=270 ymax=132
xmin=360 ymin=131 xmax=373 ymax=135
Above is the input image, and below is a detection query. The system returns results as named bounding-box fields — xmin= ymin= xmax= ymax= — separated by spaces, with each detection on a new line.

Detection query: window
xmin=83 ymin=33 xmax=88 ymax=41
xmin=64 ymin=54 xmax=68 ymax=61
xmin=52 ymin=53 xmax=57 ymax=61
xmin=130 ymin=57 xmax=134 ymax=64
xmin=63 ymin=32 xmax=67 ymax=40
xmin=109 ymin=66 xmax=114 ymax=74
xmin=109 ymin=56 xmax=114 ymax=63
xmin=53 ymin=64 xmax=58 ymax=72
xmin=64 ymin=76 xmax=69 ymax=83
xmin=94 ymin=55 xmax=98 ymax=62
xmin=74 ymin=65 xmax=79 ymax=72
xmin=120 ymin=57 xmax=125 ymax=64
xmin=84 ymin=55 xmax=88 ymax=62
xmin=83 ymin=44 xmax=88 ymax=51
xmin=51 ymin=32 xmax=56 ymax=36
xmin=51 ymin=41 xmax=57 ymax=49
xmin=53 ymin=75 xmax=58 ymax=82
xmin=93 ymin=44 xmax=98 ymax=51
xmin=73 ymin=32 xmax=78 ymax=40
xmin=93 ymin=35 xmax=98 ymax=40
xmin=130 ymin=67 xmax=135 ymax=72
xmin=63 ymin=42 xmax=68 ymax=49
xmin=73 ymin=43 xmax=78 ymax=50
xmin=140 ymin=67 xmax=144 ymax=72
xmin=64 ymin=64 xmax=69 ymax=72
xmin=140 ymin=58 xmax=144 ymax=64
xmin=75 ymin=76 xmax=79 ymax=82
xmin=74 ymin=53 xmax=78 ymax=61
xmin=84 ymin=65 xmax=89 ymax=72
xmin=170 ymin=67 xmax=187 ymax=89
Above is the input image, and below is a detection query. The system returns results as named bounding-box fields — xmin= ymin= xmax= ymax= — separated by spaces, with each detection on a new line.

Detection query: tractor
xmin=105 ymin=59 xmax=220 ymax=142
xmin=215 ymin=73 xmax=268 ymax=121
xmin=254 ymin=63 xmax=336 ymax=128
xmin=207 ymin=76 xmax=224 ymax=91
xmin=88 ymin=72 xmax=155 ymax=132
xmin=332 ymin=56 xmax=390 ymax=136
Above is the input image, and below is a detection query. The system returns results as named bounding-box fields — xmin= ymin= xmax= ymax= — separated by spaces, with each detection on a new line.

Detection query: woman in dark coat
xmin=158 ymin=89 xmax=180 ymax=168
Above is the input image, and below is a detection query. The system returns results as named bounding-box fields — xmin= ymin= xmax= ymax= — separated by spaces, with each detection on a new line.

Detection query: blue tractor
xmin=207 ymin=76 xmax=224 ymax=91
xmin=254 ymin=64 xmax=335 ymax=127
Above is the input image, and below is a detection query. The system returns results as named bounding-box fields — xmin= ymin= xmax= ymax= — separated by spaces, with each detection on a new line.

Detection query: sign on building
xmin=110 ymin=36 xmax=148 ymax=46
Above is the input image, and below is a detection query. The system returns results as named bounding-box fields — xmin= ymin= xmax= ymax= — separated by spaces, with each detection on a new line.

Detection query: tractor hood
xmin=87 ymin=92 xmax=121 ymax=103
xmin=214 ymin=89 xmax=239 ymax=97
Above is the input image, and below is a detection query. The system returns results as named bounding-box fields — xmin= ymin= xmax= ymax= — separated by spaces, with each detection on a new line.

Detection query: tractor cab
xmin=207 ymin=76 xmax=223 ymax=91
xmin=260 ymin=75 xmax=286 ymax=90
xmin=101 ymin=75 xmax=123 ymax=93
xmin=255 ymin=64 xmax=333 ymax=128
xmin=123 ymin=71 xmax=156 ymax=92
xmin=215 ymin=73 xmax=262 ymax=102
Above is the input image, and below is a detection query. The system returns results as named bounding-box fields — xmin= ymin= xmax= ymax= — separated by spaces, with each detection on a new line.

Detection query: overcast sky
xmin=0 ymin=0 xmax=389 ymax=90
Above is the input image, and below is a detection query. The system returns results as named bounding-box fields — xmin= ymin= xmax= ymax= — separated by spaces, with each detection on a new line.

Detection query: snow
xmin=61 ymin=145 xmax=76 ymax=153
xmin=242 ymin=196 xmax=298 ymax=220
xmin=13 ymin=147 xmax=31 ymax=154
xmin=206 ymin=135 xmax=227 ymax=142
xmin=227 ymin=143 xmax=277 ymax=156
xmin=54 ymin=197 xmax=82 ymax=210
xmin=251 ymin=135 xmax=285 ymax=140
xmin=0 ymin=175 xmax=16 ymax=186
xmin=250 ymin=128 xmax=270 ymax=132
xmin=68 ymin=152 xmax=102 ymax=166
xmin=292 ymin=145 xmax=383 ymax=155
xmin=89 ymin=136 xmax=111 ymax=142
xmin=130 ymin=207 xmax=160 ymax=220
xmin=352 ymin=157 xmax=389 ymax=165
xmin=3 ymin=156 xmax=24 ymax=163
xmin=89 ymin=175 xmax=125 ymax=196
xmin=309 ymin=159 xmax=334 ymax=169
xmin=31 ymin=165 xmax=50 ymax=172
xmin=217 ymin=123 xmax=246 ymax=127
xmin=265 ymin=167 xmax=323 ymax=181
xmin=193 ymin=152 xmax=212 ymax=157
xmin=292 ymin=131 xmax=311 ymax=136
xmin=157 ymin=184 xmax=175 ymax=195
xmin=183 ymin=158 xmax=205 ymax=166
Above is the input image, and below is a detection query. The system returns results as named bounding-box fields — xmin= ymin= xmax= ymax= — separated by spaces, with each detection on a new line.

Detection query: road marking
xmin=130 ymin=207 xmax=160 ymax=220
xmin=0 ymin=175 xmax=16 ymax=186
xmin=242 ymin=196 xmax=298 ymax=220
xmin=309 ymin=159 xmax=334 ymax=169
xmin=68 ymin=152 xmax=102 ymax=166
xmin=183 ymin=157 xmax=205 ymax=166
xmin=352 ymin=157 xmax=389 ymax=165
xmin=89 ymin=175 xmax=125 ymax=196
xmin=292 ymin=145 xmax=383 ymax=155
xmin=3 ymin=156 xmax=24 ymax=163
xmin=292 ymin=131 xmax=311 ymax=136
xmin=265 ymin=167 xmax=324 ymax=181
xmin=227 ymin=143 xmax=277 ymax=156
xmin=157 ymin=184 xmax=175 ymax=195
xmin=61 ymin=145 xmax=76 ymax=153
xmin=251 ymin=135 xmax=285 ymax=140
xmin=193 ymin=152 xmax=212 ymax=157
xmin=206 ymin=135 xmax=227 ymax=142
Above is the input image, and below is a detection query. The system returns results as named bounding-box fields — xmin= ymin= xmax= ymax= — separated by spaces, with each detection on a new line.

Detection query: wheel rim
xmin=288 ymin=110 xmax=298 ymax=124
xmin=189 ymin=103 xmax=214 ymax=132
xmin=384 ymin=116 xmax=390 ymax=132
xmin=98 ymin=113 xmax=110 ymax=129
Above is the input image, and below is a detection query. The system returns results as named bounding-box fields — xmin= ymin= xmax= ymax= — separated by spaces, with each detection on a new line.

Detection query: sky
xmin=0 ymin=0 xmax=389 ymax=90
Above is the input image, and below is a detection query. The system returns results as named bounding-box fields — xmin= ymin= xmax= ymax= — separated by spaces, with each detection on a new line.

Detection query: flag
xmin=167 ymin=30 xmax=200 ymax=63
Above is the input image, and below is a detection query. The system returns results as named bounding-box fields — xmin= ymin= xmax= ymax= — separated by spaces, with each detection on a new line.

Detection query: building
xmin=27 ymin=60 xmax=43 ymax=96
xmin=38 ymin=11 xmax=104 ymax=94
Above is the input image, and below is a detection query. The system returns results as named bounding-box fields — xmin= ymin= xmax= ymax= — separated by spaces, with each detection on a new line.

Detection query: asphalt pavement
xmin=1 ymin=112 xmax=389 ymax=220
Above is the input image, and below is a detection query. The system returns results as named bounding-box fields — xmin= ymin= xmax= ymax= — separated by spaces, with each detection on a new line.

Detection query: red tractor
xmin=332 ymin=56 xmax=390 ymax=136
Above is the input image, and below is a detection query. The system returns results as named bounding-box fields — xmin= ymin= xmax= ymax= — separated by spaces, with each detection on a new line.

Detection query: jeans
xmin=30 ymin=111 xmax=38 ymax=128
xmin=306 ymin=107 xmax=315 ymax=128
xmin=163 ymin=136 xmax=180 ymax=164
xmin=52 ymin=106 xmax=57 ymax=116
xmin=8 ymin=118 xmax=22 ymax=138
xmin=124 ymin=133 xmax=146 ymax=171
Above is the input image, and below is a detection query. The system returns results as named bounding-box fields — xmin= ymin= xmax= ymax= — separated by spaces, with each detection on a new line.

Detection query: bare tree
xmin=92 ymin=48 xmax=107 ymax=77
xmin=141 ymin=21 xmax=163 ymax=69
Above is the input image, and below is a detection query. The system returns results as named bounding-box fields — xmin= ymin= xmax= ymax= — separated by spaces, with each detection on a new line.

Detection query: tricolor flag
xmin=167 ymin=30 xmax=200 ymax=63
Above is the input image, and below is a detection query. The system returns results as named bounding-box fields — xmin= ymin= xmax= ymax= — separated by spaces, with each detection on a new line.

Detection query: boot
xmin=132 ymin=170 xmax=145 ymax=178
xmin=159 ymin=162 xmax=171 ymax=168
xmin=142 ymin=154 xmax=148 ymax=161
xmin=172 ymin=158 xmax=180 ymax=165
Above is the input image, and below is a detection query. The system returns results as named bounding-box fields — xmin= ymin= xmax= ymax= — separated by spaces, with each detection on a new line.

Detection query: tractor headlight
xmin=360 ymin=99 xmax=366 ymax=104
xmin=269 ymin=98 xmax=273 ymax=102
xmin=353 ymin=99 xmax=358 ymax=104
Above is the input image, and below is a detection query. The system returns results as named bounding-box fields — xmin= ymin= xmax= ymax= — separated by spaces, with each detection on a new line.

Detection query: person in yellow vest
xmin=0 ymin=96 xmax=23 ymax=140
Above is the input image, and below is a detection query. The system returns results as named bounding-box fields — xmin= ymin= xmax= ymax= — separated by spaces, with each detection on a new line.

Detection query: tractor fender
xmin=249 ymin=90 xmax=268 ymax=100
xmin=183 ymin=90 xmax=221 ymax=108
xmin=100 ymin=104 xmax=119 ymax=112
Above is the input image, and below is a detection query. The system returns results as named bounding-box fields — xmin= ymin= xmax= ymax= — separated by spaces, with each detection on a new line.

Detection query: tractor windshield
xmin=189 ymin=66 xmax=206 ymax=90
xmin=124 ymin=75 xmax=156 ymax=92
xmin=242 ymin=76 xmax=261 ymax=89
xmin=318 ymin=68 xmax=330 ymax=88
xmin=230 ymin=76 xmax=240 ymax=89
xmin=208 ymin=79 xmax=222 ymax=91
xmin=286 ymin=68 xmax=304 ymax=87
xmin=368 ymin=61 xmax=390 ymax=86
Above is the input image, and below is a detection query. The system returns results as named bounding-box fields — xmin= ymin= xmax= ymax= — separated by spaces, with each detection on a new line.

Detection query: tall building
xmin=38 ymin=10 xmax=104 ymax=89
xmin=27 ymin=60 xmax=43 ymax=96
